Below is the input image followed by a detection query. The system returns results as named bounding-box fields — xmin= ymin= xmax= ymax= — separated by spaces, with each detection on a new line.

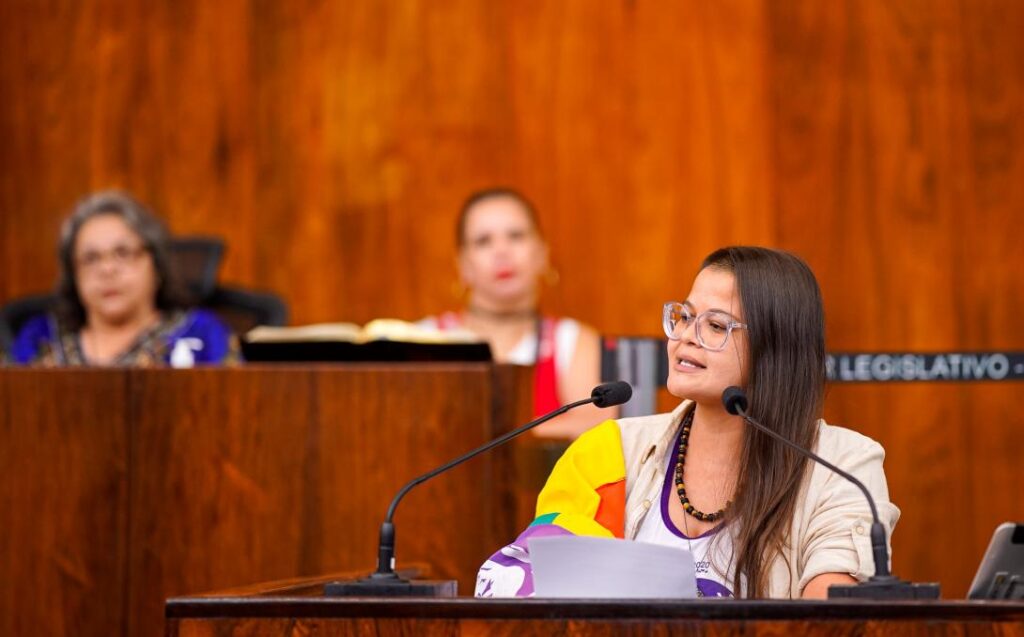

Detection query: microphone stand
xmin=325 ymin=382 xmax=630 ymax=596
xmin=725 ymin=389 xmax=939 ymax=600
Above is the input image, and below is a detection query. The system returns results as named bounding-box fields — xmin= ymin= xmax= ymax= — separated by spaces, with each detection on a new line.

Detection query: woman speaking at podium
xmin=421 ymin=188 xmax=611 ymax=439
xmin=476 ymin=246 xmax=899 ymax=599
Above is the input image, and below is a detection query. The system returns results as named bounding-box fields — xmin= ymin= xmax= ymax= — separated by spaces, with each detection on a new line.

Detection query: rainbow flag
xmin=476 ymin=420 xmax=626 ymax=597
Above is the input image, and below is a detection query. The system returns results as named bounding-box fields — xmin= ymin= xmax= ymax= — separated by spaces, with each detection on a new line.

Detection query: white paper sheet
xmin=529 ymin=535 xmax=698 ymax=599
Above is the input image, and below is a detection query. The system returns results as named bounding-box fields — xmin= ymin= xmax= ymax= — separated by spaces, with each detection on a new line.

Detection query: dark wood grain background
xmin=2 ymin=1 xmax=1020 ymax=334
xmin=1 ymin=0 xmax=1021 ymax=618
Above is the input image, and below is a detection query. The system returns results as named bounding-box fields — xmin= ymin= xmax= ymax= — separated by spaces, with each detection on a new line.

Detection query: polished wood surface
xmin=126 ymin=368 xmax=316 ymax=636
xmin=1 ymin=2 xmax=1021 ymax=331
xmin=0 ymin=365 xmax=532 ymax=637
xmin=0 ymin=371 xmax=129 ymax=637
xmin=169 ymin=617 xmax=1024 ymax=637
xmin=1 ymin=0 xmax=1023 ymax=622
xmin=823 ymin=382 xmax=1023 ymax=601
xmin=164 ymin=574 xmax=1024 ymax=637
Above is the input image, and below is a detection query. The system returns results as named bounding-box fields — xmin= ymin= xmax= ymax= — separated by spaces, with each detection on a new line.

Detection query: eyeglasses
xmin=662 ymin=302 xmax=747 ymax=352
xmin=74 ymin=244 xmax=148 ymax=271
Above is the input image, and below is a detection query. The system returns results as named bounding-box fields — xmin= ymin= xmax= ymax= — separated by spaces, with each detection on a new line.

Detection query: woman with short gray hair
xmin=9 ymin=191 xmax=237 ymax=366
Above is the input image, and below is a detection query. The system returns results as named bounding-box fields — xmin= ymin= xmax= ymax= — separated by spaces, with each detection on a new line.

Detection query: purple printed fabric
xmin=698 ymin=578 xmax=732 ymax=598
xmin=475 ymin=523 xmax=572 ymax=597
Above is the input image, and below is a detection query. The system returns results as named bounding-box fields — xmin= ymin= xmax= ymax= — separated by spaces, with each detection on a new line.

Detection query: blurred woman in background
xmin=10 ymin=191 xmax=236 ymax=367
xmin=421 ymin=188 xmax=612 ymax=438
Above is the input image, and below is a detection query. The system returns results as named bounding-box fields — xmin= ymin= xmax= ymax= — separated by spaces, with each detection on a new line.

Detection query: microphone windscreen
xmin=591 ymin=381 xmax=633 ymax=408
xmin=722 ymin=386 xmax=748 ymax=415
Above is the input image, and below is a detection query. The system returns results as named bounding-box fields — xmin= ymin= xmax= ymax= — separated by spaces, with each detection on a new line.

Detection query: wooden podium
xmin=0 ymin=365 xmax=532 ymax=637
xmin=166 ymin=573 xmax=1024 ymax=636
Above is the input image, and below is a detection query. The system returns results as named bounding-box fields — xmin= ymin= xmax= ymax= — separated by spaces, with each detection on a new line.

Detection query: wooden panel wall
xmin=1 ymin=0 xmax=1022 ymax=599
xmin=2 ymin=1 xmax=1020 ymax=332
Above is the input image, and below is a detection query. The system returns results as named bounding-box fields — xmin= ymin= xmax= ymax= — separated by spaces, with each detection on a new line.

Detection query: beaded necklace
xmin=674 ymin=409 xmax=732 ymax=522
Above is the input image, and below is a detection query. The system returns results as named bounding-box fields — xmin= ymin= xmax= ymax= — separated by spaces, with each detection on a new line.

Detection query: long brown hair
xmin=702 ymin=246 xmax=826 ymax=597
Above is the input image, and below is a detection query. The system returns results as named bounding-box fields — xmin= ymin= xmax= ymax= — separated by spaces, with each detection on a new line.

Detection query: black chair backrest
xmin=204 ymin=285 xmax=288 ymax=335
xmin=168 ymin=236 xmax=225 ymax=303
xmin=165 ymin=236 xmax=290 ymax=333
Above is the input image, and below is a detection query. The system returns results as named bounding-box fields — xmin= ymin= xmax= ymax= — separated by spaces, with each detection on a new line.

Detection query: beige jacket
xmin=620 ymin=401 xmax=900 ymax=598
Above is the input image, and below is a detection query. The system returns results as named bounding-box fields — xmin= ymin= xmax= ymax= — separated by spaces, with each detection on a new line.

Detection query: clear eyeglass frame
xmin=662 ymin=301 xmax=747 ymax=352
xmin=75 ymin=244 xmax=148 ymax=271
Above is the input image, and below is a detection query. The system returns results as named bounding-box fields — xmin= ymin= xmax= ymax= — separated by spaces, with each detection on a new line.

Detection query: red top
xmin=435 ymin=312 xmax=561 ymax=417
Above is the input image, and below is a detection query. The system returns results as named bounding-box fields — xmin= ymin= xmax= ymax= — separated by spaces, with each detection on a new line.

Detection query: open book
xmin=245 ymin=318 xmax=481 ymax=345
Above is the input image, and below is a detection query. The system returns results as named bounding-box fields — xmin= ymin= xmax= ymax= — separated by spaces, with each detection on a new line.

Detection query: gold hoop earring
xmin=451 ymin=280 xmax=468 ymax=300
xmin=544 ymin=268 xmax=560 ymax=287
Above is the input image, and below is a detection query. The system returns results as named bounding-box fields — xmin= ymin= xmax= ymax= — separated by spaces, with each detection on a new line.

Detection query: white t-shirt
xmin=633 ymin=427 xmax=738 ymax=598
xmin=419 ymin=313 xmax=580 ymax=378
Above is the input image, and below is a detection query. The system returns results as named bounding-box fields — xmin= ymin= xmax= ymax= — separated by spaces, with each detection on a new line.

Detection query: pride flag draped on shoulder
xmin=475 ymin=420 xmax=626 ymax=597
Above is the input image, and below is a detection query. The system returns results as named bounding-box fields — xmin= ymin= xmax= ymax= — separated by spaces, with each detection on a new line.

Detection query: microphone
xmin=722 ymin=386 xmax=939 ymax=599
xmin=591 ymin=380 xmax=634 ymax=408
xmin=325 ymin=381 xmax=633 ymax=596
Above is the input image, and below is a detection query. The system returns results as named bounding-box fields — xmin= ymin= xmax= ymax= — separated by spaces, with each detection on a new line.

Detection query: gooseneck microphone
xmin=325 ymin=381 xmax=633 ymax=596
xmin=722 ymin=386 xmax=939 ymax=599
xmin=722 ymin=387 xmax=890 ymax=575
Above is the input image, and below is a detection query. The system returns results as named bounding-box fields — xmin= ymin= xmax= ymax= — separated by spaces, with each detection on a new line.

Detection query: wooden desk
xmin=165 ymin=574 xmax=1024 ymax=636
xmin=4 ymin=366 xmax=1022 ymax=635
xmin=0 ymin=365 xmax=531 ymax=637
